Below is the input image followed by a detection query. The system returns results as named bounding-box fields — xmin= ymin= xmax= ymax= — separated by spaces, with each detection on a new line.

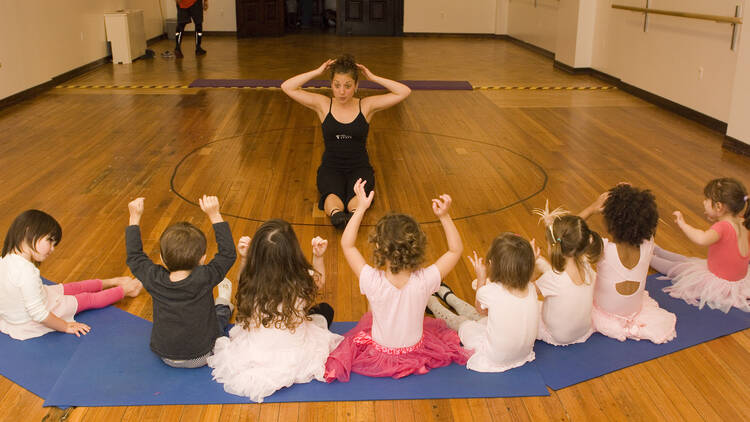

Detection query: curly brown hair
xmin=704 ymin=178 xmax=750 ymax=230
xmin=486 ymin=233 xmax=535 ymax=291
xmin=602 ymin=184 xmax=658 ymax=247
xmin=369 ymin=213 xmax=426 ymax=274
xmin=235 ymin=219 xmax=318 ymax=331
xmin=330 ymin=53 xmax=359 ymax=82
xmin=547 ymin=215 xmax=603 ymax=278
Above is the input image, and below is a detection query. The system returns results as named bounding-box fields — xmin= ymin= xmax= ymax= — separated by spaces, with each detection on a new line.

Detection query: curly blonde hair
xmin=369 ymin=213 xmax=426 ymax=274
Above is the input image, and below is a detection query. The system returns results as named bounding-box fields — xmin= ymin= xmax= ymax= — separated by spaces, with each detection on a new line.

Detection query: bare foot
xmin=101 ymin=276 xmax=133 ymax=290
xmin=122 ymin=278 xmax=143 ymax=297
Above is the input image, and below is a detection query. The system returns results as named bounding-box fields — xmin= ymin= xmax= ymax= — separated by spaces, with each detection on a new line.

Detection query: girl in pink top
xmin=580 ymin=185 xmax=676 ymax=343
xmin=652 ymin=178 xmax=750 ymax=313
xmin=325 ymin=179 xmax=470 ymax=382
xmin=533 ymin=204 xmax=603 ymax=346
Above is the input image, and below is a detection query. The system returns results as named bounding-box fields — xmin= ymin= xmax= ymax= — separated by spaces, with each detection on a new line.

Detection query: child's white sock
xmin=427 ymin=296 xmax=468 ymax=331
xmin=216 ymin=278 xmax=234 ymax=311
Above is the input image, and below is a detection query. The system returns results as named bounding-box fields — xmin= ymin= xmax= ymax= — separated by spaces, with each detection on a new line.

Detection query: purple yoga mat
xmin=188 ymin=79 xmax=473 ymax=90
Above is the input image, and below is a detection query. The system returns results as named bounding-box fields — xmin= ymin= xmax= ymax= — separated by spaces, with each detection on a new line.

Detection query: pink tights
xmin=62 ymin=279 xmax=124 ymax=313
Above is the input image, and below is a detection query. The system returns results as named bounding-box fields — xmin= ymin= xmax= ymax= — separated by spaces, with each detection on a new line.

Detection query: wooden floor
xmin=1 ymin=34 xmax=749 ymax=421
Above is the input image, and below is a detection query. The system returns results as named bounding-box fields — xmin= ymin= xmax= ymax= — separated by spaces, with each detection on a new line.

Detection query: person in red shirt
xmin=174 ymin=0 xmax=208 ymax=58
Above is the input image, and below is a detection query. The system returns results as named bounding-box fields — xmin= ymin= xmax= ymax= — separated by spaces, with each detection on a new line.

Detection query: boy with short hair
xmin=126 ymin=195 xmax=235 ymax=368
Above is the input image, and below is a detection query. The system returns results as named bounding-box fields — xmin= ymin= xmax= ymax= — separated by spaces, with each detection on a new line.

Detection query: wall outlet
xmin=698 ymin=66 xmax=704 ymax=80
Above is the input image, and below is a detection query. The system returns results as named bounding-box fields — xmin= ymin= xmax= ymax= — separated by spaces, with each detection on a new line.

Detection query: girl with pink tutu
xmin=207 ymin=220 xmax=343 ymax=402
xmin=580 ymin=185 xmax=676 ymax=343
xmin=426 ymin=233 xmax=540 ymax=372
xmin=652 ymin=178 xmax=750 ymax=313
xmin=532 ymin=203 xmax=602 ymax=346
xmin=324 ymin=179 xmax=470 ymax=382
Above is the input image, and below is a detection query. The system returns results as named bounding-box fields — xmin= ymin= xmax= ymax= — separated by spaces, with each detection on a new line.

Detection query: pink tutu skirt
xmin=324 ymin=312 xmax=471 ymax=382
xmin=661 ymin=259 xmax=750 ymax=313
xmin=592 ymin=291 xmax=676 ymax=344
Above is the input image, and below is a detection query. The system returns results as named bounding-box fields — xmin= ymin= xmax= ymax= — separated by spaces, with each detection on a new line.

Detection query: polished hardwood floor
xmin=1 ymin=34 xmax=748 ymax=421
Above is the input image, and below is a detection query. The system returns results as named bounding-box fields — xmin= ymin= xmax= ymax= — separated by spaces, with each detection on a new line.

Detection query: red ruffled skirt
xmin=324 ymin=312 xmax=471 ymax=382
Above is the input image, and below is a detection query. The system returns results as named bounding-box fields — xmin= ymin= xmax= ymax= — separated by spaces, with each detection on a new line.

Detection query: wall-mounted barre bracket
xmin=612 ymin=3 xmax=743 ymax=50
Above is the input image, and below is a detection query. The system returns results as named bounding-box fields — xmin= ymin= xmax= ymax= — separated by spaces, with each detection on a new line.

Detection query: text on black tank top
xmin=320 ymin=98 xmax=370 ymax=169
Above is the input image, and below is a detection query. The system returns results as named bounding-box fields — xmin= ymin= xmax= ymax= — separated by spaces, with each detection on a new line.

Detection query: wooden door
xmin=336 ymin=0 xmax=403 ymax=36
xmin=236 ymin=0 xmax=284 ymax=37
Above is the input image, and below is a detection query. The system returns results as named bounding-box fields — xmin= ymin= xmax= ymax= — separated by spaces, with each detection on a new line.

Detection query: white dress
xmin=536 ymin=258 xmax=595 ymax=346
xmin=458 ymin=282 xmax=538 ymax=372
xmin=207 ymin=312 xmax=343 ymax=403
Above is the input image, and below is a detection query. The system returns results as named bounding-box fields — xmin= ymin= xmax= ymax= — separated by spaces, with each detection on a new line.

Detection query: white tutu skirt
xmin=592 ymin=291 xmax=676 ymax=344
xmin=661 ymin=258 xmax=750 ymax=313
xmin=207 ymin=315 xmax=343 ymax=403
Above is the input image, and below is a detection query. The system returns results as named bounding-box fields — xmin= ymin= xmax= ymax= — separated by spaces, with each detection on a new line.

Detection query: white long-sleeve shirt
xmin=0 ymin=254 xmax=50 ymax=324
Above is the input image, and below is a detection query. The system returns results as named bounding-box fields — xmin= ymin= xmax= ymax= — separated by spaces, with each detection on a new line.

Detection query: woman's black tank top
xmin=320 ymin=98 xmax=370 ymax=169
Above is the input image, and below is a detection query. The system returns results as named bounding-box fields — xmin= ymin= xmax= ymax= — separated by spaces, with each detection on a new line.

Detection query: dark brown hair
xmin=236 ymin=219 xmax=318 ymax=331
xmin=547 ymin=215 xmax=603 ymax=278
xmin=603 ymin=184 xmax=658 ymax=247
xmin=2 ymin=210 xmax=62 ymax=265
xmin=159 ymin=222 xmax=206 ymax=272
xmin=704 ymin=177 xmax=750 ymax=230
xmin=369 ymin=213 xmax=426 ymax=274
xmin=330 ymin=53 xmax=358 ymax=82
xmin=486 ymin=233 xmax=535 ymax=291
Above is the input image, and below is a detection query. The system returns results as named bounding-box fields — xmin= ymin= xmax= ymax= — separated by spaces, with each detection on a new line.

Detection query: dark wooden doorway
xmin=236 ymin=0 xmax=285 ymax=37
xmin=336 ymin=0 xmax=403 ymax=36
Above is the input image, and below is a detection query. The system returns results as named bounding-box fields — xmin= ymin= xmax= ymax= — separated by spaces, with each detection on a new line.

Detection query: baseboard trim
xmin=0 ymin=57 xmax=109 ymax=110
xmin=147 ymin=33 xmax=167 ymax=45
xmin=503 ymin=35 xmax=555 ymax=59
xmin=723 ymin=135 xmax=750 ymax=157
xmin=403 ymin=32 xmax=499 ymax=39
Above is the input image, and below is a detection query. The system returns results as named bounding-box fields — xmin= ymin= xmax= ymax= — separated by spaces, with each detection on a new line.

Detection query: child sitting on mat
xmin=427 ymin=233 xmax=539 ymax=372
xmin=580 ymin=184 xmax=676 ymax=343
xmin=126 ymin=195 xmax=236 ymax=368
xmin=0 ymin=210 xmax=141 ymax=340
xmin=652 ymin=178 xmax=750 ymax=313
xmin=532 ymin=203 xmax=602 ymax=346
xmin=324 ymin=179 xmax=470 ymax=382
xmin=208 ymin=220 xmax=342 ymax=403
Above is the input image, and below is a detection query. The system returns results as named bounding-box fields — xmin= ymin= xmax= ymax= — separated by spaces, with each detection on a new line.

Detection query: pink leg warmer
xmin=63 ymin=279 xmax=103 ymax=295
xmin=74 ymin=286 xmax=124 ymax=314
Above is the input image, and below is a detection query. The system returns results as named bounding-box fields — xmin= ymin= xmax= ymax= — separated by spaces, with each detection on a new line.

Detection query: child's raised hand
xmin=592 ymin=191 xmax=610 ymax=213
xmin=432 ymin=194 xmax=452 ymax=217
xmin=312 ymin=236 xmax=328 ymax=257
xmin=66 ymin=321 xmax=90 ymax=337
xmin=530 ymin=238 xmax=541 ymax=260
xmin=199 ymin=195 xmax=223 ymax=223
xmin=128 ymin=197 xmax=145 ymax=225
xmin=353 ymin=178 xmax=374 ymax=211
xmin=672 ymin=210 xmax=685 ymax=226
xmin=237 ymin=236 xmax=251 ymax=259
xmin=468 ymin=251 xmax=487 ymax=287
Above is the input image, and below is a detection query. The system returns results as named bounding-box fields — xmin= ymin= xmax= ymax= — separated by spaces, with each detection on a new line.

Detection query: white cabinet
xmin=104 ymin=9 xmax=146 ymax=64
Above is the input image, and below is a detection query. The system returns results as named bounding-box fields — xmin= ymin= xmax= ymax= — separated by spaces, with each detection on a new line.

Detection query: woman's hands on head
xmin=317 ymin=59 xmax=335 ymax=75
xmin=356 ymin=64 xmax=375 ymax=80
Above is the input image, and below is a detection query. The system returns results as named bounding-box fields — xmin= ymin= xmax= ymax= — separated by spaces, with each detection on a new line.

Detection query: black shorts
xmin=177 ymin=0 xmax=204 ymax=25
xmin=316 ymin=165 xmax=375 ymax=210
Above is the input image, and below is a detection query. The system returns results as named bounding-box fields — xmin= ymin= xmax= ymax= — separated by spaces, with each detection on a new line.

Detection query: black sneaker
xmin=174 ymin=48 xmax=184 ymax=58
xmin=195 ymin=47 xmax=207 ymax=56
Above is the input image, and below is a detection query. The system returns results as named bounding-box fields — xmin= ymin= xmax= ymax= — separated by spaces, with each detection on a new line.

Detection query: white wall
xmin=727 ymin=8 xmax=750 ymax=146
xmin=591 ymin=0 xmax=742 ymax=122
xmin=507 ymin=0 xmax=558 ymax=52
xmin=404 ymin=0 xmax=498 ymax=33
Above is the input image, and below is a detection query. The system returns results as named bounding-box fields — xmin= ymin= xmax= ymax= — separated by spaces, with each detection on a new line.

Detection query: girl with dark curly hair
xmin=207 ymin=220 xmax=342 ymax=402
xmin=651 ymin=177 xmax=750 ymax=313
xmin=533 ymin=203 xmax=603 ymax=346
xmin=324 ymin=179 xmax=469 ymax=382
xmin=281 ymin=54 xmax=411 ymax=229
xmin=580 ymin=185 xmax=676 ymax=344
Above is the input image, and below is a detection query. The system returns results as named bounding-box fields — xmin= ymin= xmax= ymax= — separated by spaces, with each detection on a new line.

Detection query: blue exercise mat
xmin=43 ymin=317 xmax=549 ymax=407
xmin=534 ymin=273 xmax=750 ymax=390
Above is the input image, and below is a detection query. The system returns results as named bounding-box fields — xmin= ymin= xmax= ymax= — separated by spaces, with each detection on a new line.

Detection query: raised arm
xmin=432 ymin=194 xmax=463 ymax=278
xmin=280 ymin=60 xmax=334 ymax=120
xmin=468 ymin=251 xmax=488 ymax=315
xmin=357 ymin=64 xmax=411 ymax=121
xmin=199 ymin=195 xmax=237 ymax=283
xmin=673 ymin=211 xmax=720 ymax=246
xmin=311 ymin=236 xmax=328 ymax=289
xmin=579 ymin=191 xmax=609 ymax=220
xmin=341 ymin=178 xmax=374 ymax=277
xmin=236 ymin=235 xmax=251 ymax=280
